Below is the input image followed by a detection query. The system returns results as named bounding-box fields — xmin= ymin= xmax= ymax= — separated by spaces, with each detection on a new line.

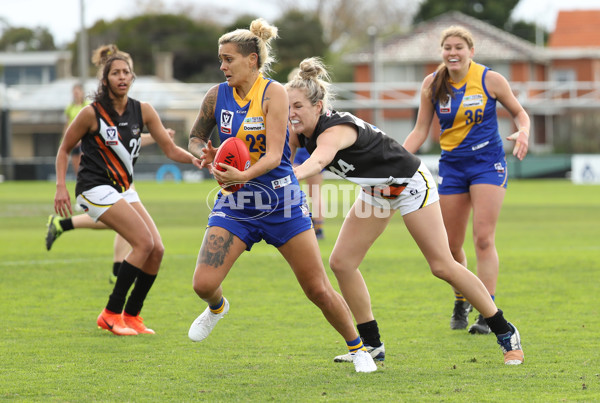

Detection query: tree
xmin=413 ymin=0 xmax=546 ymax=44
xmin=79 ymin=14 xmax=223 ymax=82
xmin=0 ymin=26 xmax=56 ymax=51
xmin=271 ymin=10 xmax=328 ymax=82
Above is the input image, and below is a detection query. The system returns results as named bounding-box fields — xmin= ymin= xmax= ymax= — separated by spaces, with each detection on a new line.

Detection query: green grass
xmin=1 ymin=179 xmax=599 ymax=402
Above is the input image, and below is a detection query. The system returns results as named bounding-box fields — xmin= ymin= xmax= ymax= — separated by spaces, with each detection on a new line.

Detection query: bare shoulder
xmin=140 ymin=101 xmax=157 ymax=113
xmin=77 ymin=104 xmax=97 ymax=121
xmin=264 ymin=81 xmax=287 ymax=104
xmin=203 ymin=84 xmax=220 ymax=104
xmin=139 ymin=101 xmax=160 ymax=124
xmin=484 ymin=70 xmax=511 ymax=98
xmin=266 ymin=80 xmax=286 ymax=95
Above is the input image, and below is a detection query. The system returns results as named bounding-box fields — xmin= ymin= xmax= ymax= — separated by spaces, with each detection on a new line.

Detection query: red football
xmin=212 ymin=136 xmax=251 ymax=192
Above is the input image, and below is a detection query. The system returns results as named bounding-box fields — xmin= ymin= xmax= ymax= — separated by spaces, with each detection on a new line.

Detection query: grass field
xmin=1 ymin=179 xmax=599 ymax=402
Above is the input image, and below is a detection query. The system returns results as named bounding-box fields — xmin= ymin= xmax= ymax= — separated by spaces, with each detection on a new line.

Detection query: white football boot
xmin=188 ymin=298 xmax=230 ymax=342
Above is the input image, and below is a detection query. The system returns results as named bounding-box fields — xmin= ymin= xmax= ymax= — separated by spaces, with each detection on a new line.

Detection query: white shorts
xmin=359 ymin=162 xmax=439 ymax=216
xmin=76 ymin=185 xmax=140 ymax=222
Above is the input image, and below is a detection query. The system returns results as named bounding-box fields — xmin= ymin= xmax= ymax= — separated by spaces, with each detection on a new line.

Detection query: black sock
xmin=124 ymin=271 xmax=157 ymax=316
xmin=60 ymin=218 xmax=74 ymax=231
xmin=106 ymin=260 xmax=140 ymax=313
xmin=112 ymin=262 xmax=121 ymax=277
xmin=484 ymin=309 xmax=512 ymax=336
xmin=357 ymin=320 xmax=382 ymax=347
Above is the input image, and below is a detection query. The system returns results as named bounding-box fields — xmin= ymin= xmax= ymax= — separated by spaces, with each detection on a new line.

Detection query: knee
xmin=429 ymin=259 xmax=454 ymax=281
xmin=473 ymin=234 xmax=494 ymax=253
xmin=134 ymin=236 xmax=154 ymax=259
xmin=304 ymin=285 xmax=333 ymax=308
xmin=329 ymin=254 xmax=350 ymax=276
xmin=152 ymin=240 xmax=165 ymax=261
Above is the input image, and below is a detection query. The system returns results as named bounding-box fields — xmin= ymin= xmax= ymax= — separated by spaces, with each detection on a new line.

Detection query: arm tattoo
xmin=200 ymin=231 xmax=234 ymax=268
xmin=189 ymin=87 xmax=218 ymax=158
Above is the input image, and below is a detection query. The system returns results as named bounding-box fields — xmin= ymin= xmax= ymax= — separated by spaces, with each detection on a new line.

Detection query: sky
xmin=1 ymin=0 xmax=600 ymax=47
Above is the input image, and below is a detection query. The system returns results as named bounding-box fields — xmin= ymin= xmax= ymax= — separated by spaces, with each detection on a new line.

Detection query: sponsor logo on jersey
xmin=243 ymin=123 xmax=264 ymax=131
xmin=472 ymin=141 xmax=489 ymax=151
xmin=105 ymin=126 xmax=119 ymax=145
xmin=300 ymin=202 xmax=310 ymax=217
xmin=463 ymin=94 xmax=484 ymax=107
xmin=244 ymin=116 xmax=264 ymax=123
xmin=221 ymin=110 xmax=234 ymax=134
xmin=271 ymin=175 xmax=292 ymax=189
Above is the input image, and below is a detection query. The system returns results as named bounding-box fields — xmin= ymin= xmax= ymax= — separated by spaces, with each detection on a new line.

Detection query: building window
xmin=551 ymin=69 xmax=576 ymax=82
xmin=33 ymin=133 xmax=60 ymax=157
xmin=2 ymin=65 xmax=56 ymax=86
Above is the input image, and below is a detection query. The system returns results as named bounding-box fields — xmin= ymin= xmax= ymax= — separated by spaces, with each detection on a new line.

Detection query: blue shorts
xmin=207 ymin=197 xmax=313 ymax=251
xmin=437 ymin=146 xmax=507 ymax=195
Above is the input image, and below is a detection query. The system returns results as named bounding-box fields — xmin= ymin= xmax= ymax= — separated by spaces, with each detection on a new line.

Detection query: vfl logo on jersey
xmin=463 ymin=94 xmax=483 ymax=107
xmin=220 ymin=110 xmax=234 ymax=134
xmin=494 ymin=162 xmax=505 ymax=173
xmin=105 ymin=126 xmax=119 ymax=146
xmin=439 ymin=97 xmax=451 ymax=114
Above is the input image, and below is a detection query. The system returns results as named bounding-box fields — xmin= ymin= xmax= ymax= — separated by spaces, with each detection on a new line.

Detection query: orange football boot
xmin=97 ymin=308 xmax=138 ymax=336
xmin=122 ymin=312 xmax=155 ymax=334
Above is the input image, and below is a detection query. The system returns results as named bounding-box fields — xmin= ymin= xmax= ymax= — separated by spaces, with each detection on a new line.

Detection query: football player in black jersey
xmin=53 ymin=48 xmax=201 ymax=336
xmin=285 ymin=57 xmax=524 ymax=365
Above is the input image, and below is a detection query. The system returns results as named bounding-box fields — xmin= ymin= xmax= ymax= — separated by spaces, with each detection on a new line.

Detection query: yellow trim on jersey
xmin=233 ymin=74 xmax=269 ymax=166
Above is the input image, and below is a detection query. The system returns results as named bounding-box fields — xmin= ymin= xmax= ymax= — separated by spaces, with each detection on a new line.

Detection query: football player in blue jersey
xmin=404 ymin=26 xmax=530 ymax=334
xmin=186 ymin=18 xmax=376 ymax=373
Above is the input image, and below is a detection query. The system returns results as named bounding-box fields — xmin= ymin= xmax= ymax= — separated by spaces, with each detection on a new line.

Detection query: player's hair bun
xmin=250 ymin=18 xmax=278 ymax=43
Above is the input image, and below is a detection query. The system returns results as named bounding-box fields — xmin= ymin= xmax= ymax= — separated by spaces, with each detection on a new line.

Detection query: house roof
xmin=345 ymin=11 xmax=545 ymax=65
xmin=548 ymin=10 xmax=600 ymax=48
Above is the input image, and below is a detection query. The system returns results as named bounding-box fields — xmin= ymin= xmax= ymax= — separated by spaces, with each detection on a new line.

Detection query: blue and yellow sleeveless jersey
xmin=434 ymin=62 xmax=503 ymax=156
xmin=213 ymin=74 xmax=301 ymax=212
